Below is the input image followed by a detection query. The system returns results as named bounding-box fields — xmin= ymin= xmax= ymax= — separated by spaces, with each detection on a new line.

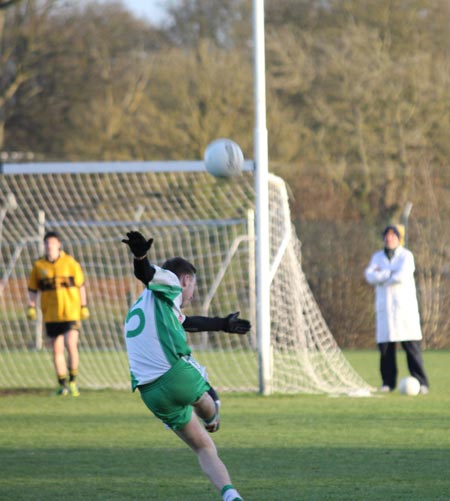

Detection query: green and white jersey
xmin=124 ymin=266 xmax=190 ymax=390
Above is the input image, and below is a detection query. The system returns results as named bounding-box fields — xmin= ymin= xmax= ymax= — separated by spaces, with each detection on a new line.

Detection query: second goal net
xmin=0 ymin=162 xmax=372 ymax=395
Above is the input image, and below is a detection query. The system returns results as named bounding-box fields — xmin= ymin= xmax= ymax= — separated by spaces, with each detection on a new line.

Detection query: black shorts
xmin=45 ymin=321 xmax=81 ymax=338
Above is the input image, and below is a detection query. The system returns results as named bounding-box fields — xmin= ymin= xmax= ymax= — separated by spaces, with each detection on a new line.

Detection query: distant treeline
xmin=1 ymin=0 xmax=449 ymax=346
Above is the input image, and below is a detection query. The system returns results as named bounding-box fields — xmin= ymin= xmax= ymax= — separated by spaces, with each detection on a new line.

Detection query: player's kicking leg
xmin=174 ymin=392 xmax=243 ymax=501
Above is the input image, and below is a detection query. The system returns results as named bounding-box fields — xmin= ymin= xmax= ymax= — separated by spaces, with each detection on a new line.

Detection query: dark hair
xmin=382 ymin=225 xmax=400 ymax=239
xmin=162 ymin=257 xmax=196 ymax=278
xmin=44 ymin=231 xmax=61 ymax=242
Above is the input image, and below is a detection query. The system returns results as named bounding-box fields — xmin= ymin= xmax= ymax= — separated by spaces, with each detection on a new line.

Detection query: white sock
xmin=222 ymin=486 xmax=243 ymax=501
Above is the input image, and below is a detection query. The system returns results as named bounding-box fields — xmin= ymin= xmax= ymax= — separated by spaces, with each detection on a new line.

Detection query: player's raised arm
xmin=183 ymin=312 xmax=251 ymax=335
xmin=122 ymin=231 xmax=155 ymax=285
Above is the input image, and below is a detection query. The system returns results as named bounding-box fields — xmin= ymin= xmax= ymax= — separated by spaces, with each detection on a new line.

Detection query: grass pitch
xmin=0 ymin=351 xmax=449 ymax=500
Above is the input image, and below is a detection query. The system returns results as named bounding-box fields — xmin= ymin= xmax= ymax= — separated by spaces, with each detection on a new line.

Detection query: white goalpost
xmin=0 ymin=161 xmax=373 ymax=395
xmin=253 ymin=0 xmax=272 ymax=396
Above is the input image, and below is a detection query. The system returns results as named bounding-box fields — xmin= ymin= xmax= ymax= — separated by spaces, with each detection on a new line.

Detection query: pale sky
xmin=119 ymin=0 xmax=170 ymax=25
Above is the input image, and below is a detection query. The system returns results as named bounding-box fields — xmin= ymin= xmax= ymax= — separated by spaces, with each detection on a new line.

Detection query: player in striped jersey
xmin=27 ymin=231 xmax=89 ymax=396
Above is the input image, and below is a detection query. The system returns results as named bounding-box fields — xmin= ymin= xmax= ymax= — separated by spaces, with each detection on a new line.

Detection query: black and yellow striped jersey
xmin=28 ymin=251 xmax=85 ymax=323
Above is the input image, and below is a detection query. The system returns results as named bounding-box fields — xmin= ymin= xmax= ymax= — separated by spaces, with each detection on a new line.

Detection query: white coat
xmin=364 ymin=246 xmax=422 ymax=343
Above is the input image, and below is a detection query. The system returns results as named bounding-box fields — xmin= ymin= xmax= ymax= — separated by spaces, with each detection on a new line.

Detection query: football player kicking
xmin=122 ymin=231 xmax=249 ymax=501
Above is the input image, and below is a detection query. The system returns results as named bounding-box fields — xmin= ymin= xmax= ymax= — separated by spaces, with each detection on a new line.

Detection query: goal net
xmin=0 ymin=162 xmax=373 ymax=395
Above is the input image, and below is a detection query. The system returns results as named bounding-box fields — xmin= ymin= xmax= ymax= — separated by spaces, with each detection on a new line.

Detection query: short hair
xmin=44 ymin=231 xmax=61 ymax=242
xmin=162 ymin=257 xmax=196 ymax=278
xmin=382 ymin=225 xmax=400 ymax=239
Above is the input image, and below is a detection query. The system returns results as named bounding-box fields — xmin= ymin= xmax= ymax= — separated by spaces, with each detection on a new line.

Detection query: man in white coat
xmin=365 ymin=225 xmax=429 ymax=393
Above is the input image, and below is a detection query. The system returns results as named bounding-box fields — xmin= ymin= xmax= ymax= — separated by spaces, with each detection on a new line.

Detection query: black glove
xmin=122 ymin=231 xmax=153 ymax=258
xmin=223 ymin=312 xmax=251 ymax=334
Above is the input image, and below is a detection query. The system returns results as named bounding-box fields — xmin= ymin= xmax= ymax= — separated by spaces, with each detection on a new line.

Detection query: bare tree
xmin=0 ymin=0 xmax=60 ymax=152
xmin=1 ymin=1 xmax=167 ymax=157
xmin=163 ymin=0 xmax=250 ymax=49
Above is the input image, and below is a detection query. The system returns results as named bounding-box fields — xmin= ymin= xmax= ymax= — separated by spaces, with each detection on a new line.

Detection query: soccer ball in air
xmin=399 ymin=376 xmax=421 ymax=396
xmin=204 ymin=138 xmax=244 ymax=178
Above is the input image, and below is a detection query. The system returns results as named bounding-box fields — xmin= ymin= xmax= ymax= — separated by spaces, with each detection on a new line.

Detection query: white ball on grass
xmin=204 ymin=138 xmax=244 ymax=178
xmin=399 ymin=376 xmax=421 ymax=396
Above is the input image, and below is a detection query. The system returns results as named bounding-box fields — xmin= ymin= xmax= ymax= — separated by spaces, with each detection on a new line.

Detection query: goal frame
xmin=1 ymin=160 xmax=375 ymax=396
xmin=1 ymin=159 xmax=274 ymax=391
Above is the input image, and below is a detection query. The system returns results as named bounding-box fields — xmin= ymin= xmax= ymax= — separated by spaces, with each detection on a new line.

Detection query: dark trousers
xmin=378 ymin=341 xmax=429 ymax=390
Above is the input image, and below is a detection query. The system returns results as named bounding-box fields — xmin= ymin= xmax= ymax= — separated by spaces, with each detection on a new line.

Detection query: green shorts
xmin=138 ymin=358 xmax=210 ymax=431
